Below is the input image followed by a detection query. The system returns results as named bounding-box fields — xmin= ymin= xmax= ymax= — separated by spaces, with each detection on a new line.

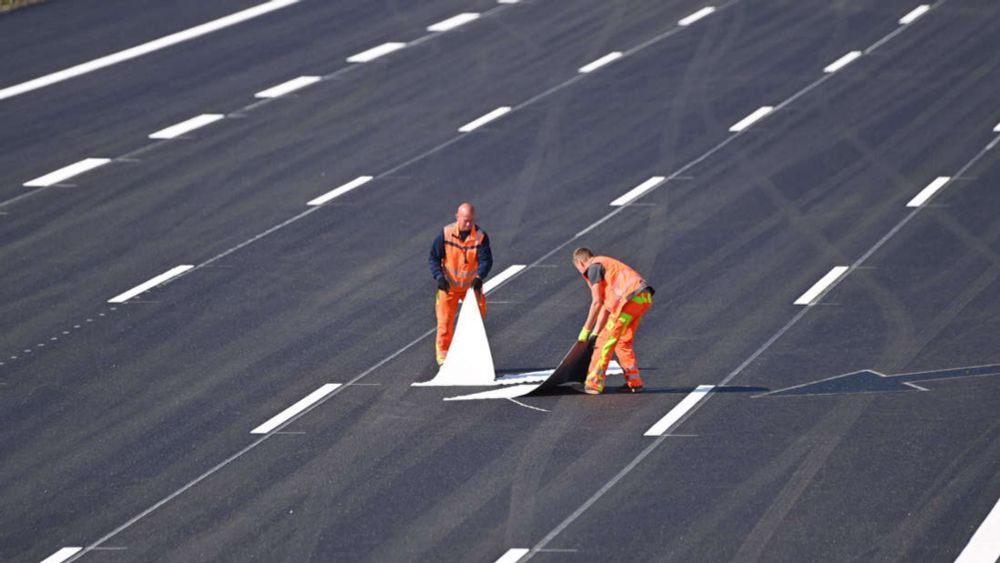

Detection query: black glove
xmin=437 ymin=277 xmax=450 ymax=291
xmin=472 ymin=277 xmax=483 ymax=292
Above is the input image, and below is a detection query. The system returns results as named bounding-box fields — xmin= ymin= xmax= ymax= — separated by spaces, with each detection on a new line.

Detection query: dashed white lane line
xmin=483 ymin=265 xmax=526 ymax=294
xmin=39 ymin=547 xmax=82 ymax=563
xmin=729 ymin=106 xmax=774 ymax=132
xmin=497 ymin=0 xmax=520 ymax=4
xmin=794 ymin=266 xmax=849 ymax=305
xmin=609 ymin=176 xmax=667 ymax=207
xmin=149 ymin=114 xmax=225 ymax=139
xmin=906 ymin=176 xmax=951 ymax=207
xmin=251 ymin=384 xmax=342 ymax=434
xmin=494 ymin=548 xmax=530 ymax=563
xmin=823 ymin=50 xmax=862 ymax=73
xmin=306 ymin=175 xmax=374 ymax=206
xmin=107 ymin=265 xmax=194 ymax=304
xmin=254 ymin=76 xmax=321 ymax=99
xmin=458 ymin=106 xmax=512 ymax=132
xmin=427 ymin=12 xmax=480 ymax=32
xmin=955 ymin=495 xmax=1000 ymax=563
xmin=993 ymin=121 xmax=1000 ymax=133
xmin=578 ymin=51 xmax=623 ymax=74
xmin=678 ymin=6 xmax=716 ymax=26
xmin=899 ymin=5 xmax=931 ymax=25
xmin=23 ymin=158 xmax=111 ymax=187
xmin=346 ymin=42 xmax=407 ymax=63
xmin=644 ymin=385 xmax=715 ymax=436
xmin=0 ymin=0 xmax=299 ymax=102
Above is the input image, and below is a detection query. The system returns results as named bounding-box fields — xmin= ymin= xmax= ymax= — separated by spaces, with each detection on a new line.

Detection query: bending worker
xmin=573 ymin=247 xmax=654 ymax=394
xmin=429 ymin=202 xmax=493 ymax=366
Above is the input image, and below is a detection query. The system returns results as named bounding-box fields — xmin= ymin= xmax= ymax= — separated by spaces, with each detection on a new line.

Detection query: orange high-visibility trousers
xmin=435 ymin=287 xmax=487 ymax=364
xmin=586 ymin=291 xmax=653 ymax=393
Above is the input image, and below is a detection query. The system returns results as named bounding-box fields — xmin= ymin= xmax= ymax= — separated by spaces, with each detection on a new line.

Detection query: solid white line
xmin=494 ymin=548 xmax=530 ymax=563
xmin=899 ymin=5 xmax=931 ymax=25
xmin=678 ymin=6 xmax=716 ymax=26
xmin=0 ymin=0 xmax=299 ymax=101
xmin=823 ymin=51 xmax=862 ymax=73
xmin=610 ymin=176 xmax=666 ymax=206
xmin=955 ymin=495 xmax=1000 ymax=563
xmin=427 ymin=12 xmax=480 ymax=32
xmin=107 ymin=265 xmax=194 ymax=303
xmin=306 ymin=176 xmax=374 ymax=206
xmin=729 ymin=106 xmax=774 ymax=132
xmin=578 ymin=51 xmax=623 ymax=73
xmin=251 ymin=384 xmax=342 ymax=434
xmin=794 ymin=266 xmax=849 ymax=305
xmin=906 ymin=176 xmax=951 ymax=207
xmin=643 ymin=385 xmax=715 ymax=436
xmin=458 ymin=106 xmax=511 ymax=132
xmin=40 ymin=547 xmax=83 ymax=563
xmin=149 ymin=114 xmax=225 ymax=139
xmin=346 ymin=42 xmax=407 ymax=63
xmin=254 ymin=76 xmax=321 ymax=98
xmin=483 ymin=265 xmax=526 ymax=294
xmin=24 ymin=158 xmax=111 ymax=187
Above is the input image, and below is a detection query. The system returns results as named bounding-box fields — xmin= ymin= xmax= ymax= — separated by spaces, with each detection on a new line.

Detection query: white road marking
xmin=899 ymin=5 xmax=931 ymax=25
xmin=0 ymin=0 xmax=299 ymax=101
xmin=643 ymin=385 xmax=714 ymax=436
xmin=678 ymin=6 xmax=716 ymax=26
xmin=346 ymin=42 xmax=407 ymax=63
xmin=149 ymin=114 xmax=225 ymax=139
xmin=107 ymin=265 xmax=194 ymax=303
xmin=955 ymin=495 xmax=1000 ymax=563
xmin=427 ymin=12 xmax=480 ymax=32
xmin=40 ymin=547 xmax=83 ymax=563
xmin=458 ymin=106 xmax=511 ymax=132
xmin=24 ymin=158 xmax=111 ymax=187
xmin=494 ymin=548 xmax=530 ymax=563
xmin=794 ymin=266 xmax=849 ymax=305
xmin=994 ymin=122 xmax=1000 ymax=132
xmin=906 ymin=176 xmax=951 ymax=207
xmin=254 ymin=76 xmax=321 ymax=98
xmin=251 ymin=384 xmax=342 ymax=434
xmin=497 ymin=0 xmax=520 ymax=3
xmin=306 ymin=175 xmax=374 ymax=206
xmin=610 ymin=176 xmax=667 ymax=206
xmin=578 ymin=51 xmax=623 ymax=73
xmin=729 ymin=106 xmax=774 ymax=132
xmin=823 ymin=51 xmax=862 ymax=73
xmin=483 ymin=265 xmax=526 ymax=294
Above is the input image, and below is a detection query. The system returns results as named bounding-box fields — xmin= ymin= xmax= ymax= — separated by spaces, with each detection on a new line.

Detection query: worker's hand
xmin=577 ymin=327 xmax=591 ymax=342
xmin=472 ymin=277 xmax=483 ymax=293
xmin=437 ymin=277 xmax=450 ymax=292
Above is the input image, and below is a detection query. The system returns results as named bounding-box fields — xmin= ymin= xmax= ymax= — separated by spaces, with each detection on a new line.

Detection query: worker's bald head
xmin=572 ymin=247 xmax=594 ymax=272
xmin=455 ymin=202 xmax=475 ymax=231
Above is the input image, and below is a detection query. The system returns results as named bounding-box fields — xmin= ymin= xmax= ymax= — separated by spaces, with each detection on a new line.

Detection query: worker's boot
xmin=584 ymin=371 xmax=605 ymax=395
xmin=618 ymin=372 xmax=644 ymax=393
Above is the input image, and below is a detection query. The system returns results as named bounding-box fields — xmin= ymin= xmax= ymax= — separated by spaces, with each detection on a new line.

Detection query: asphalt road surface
xmin=1 ymin=1 xmax=999 ymax=561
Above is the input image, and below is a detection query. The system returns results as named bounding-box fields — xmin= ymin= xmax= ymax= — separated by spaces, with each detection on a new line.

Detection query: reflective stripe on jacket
xmin=441 ymin=222 xmax=484 ymax=289
xmin=582 ymin=256 xmax=648 ymax=315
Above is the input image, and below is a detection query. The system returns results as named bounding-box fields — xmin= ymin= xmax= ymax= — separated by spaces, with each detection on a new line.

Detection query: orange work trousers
xmin=586 ymin=291 xmax=653 ymax=393
xmin=435 ymin=286 xmax=487 ymax=364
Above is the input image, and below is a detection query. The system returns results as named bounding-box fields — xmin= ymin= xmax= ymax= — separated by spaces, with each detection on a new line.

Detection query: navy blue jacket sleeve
xmin=477 ymin=230 xmax=493 ymax=279
xmin=429 ymin=231 xmax=445 ymax=279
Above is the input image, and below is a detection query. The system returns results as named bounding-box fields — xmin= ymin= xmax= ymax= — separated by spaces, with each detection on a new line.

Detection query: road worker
xmin=573 ymin=247 xmax=654 ymax=394
xmin=429 ymin=203 xmax=493 ymax=365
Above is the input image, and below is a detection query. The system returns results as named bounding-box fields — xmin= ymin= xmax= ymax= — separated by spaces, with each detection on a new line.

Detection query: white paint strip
xmin=107 ymin=265 xmax=194 ymax=303
xmin=494 ymin=548 xmax=530 ymax=563
xmin=823 ymin=51 xmax=862 ymax=73
xmin=610 ymin=176 xmax=667 ymax=207
xmin=906 ymin=176 xmax=951 ymax=207
xmin=427 ymin=12 xmax=480 ymax=32
xmin=0 ymin=0 xmax=299 ymax=101
xmin=149 ymin=114 xmax=225 ymax=139
xmin=644 ymin=385 xmax=714 ymax=436
xmin=251 ymin=383 xmax=342 ymax=434
xmin=794 ymin=266 xmax=849 ymax=305
xmin=994 ymin=122 xmax=1000 ymax=132
xmin=24 ymin=158 xmax=112 ymax=187
xmin=458 ymin=106 xmax=512 ymax=132
xmin=346 ymin=42 xmax=407 ymax=63
xmin=729 ymin=106 xmax=774 ymax=132
xmin=578 ymin=51 xmax=623 ymax=73
xmin=254 ymin=76 xmax=321 ymax=98
xmin=497 ymin=0 xmax=520 ymax=4
xmin=955 ymin=495 xmax=1000 ymax=563
xmin=483 ymin=265 xmax=526 ymax=294
xmin=40 ymin=547 xmax=83 ymax=563
xmin=306 ymin=176 xmax=374 ymax=206
xmin=899 ymin=5 xmax=931 ymax=25
xmin=678 ymin=6 xmax=716 ymax=26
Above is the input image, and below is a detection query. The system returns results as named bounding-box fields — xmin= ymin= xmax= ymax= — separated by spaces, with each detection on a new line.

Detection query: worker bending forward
xmin=573 ymin=247 xmax=654 ymax=394
xmin=429 ymin=203 xmax=493 ymax=365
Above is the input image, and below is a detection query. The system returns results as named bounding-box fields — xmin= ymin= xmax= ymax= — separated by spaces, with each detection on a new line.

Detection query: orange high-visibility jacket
xmin=441 ymin=222 xmax=484 ymax=290
xmin=582 ymin=256 xmax=648 ymax=315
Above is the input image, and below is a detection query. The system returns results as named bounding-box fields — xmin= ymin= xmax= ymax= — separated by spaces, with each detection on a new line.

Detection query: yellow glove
xmin=577 ymin=327 xmax=591 ymax=342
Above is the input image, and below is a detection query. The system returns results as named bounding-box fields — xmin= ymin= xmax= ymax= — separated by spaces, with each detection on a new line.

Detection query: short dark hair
xmin=572 ymin=247 xmax=594 ymax=263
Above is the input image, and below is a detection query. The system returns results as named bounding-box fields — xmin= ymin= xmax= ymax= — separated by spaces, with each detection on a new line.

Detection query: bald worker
xmin=429 ymin=203 xmax=493 ymax=365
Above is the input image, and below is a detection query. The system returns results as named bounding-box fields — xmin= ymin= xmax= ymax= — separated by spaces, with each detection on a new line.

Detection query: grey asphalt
xmin=1 ymin=0 xmax=998 ymax=561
